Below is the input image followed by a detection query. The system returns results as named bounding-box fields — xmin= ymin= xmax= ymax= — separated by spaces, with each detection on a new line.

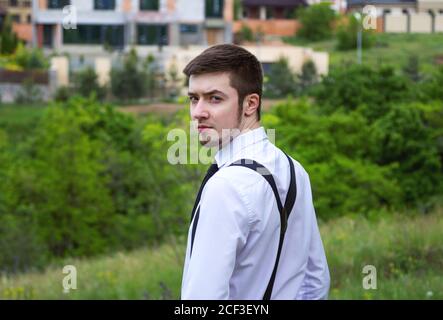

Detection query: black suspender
xmin=189 ymin=152 xmax=297 ymax=300
xmin=229 ymin=152 xmax=297 ymax=300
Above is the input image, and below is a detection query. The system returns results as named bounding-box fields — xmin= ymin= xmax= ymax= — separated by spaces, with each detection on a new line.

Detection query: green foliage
xmin=269 ymin=98 xmax=402 ymax=219
xmin=72 ymin=67 xmax=107 ymax=101
xmin=297 ymin=3 xmax=336 ymax=41
xmin=53 ymin=85 xmax=72 ymax=102
xmin=2 ymin=209 xmax=442 ymax=299
xmin=239 ymin=24 xmax=254 ymax=42
xmin=420 ymin=65 xmax=443 ymax=102
xmin=264 ymin=57 xmax=298 ymax=98
xmin=233 ymin=0 xmax=242 ymax=21
xmin=403 ymin=54 xmax=422 ymax=83
xmin=297 ymin=60 xmax=318 ymax=94
xmin=269 ymin=63 xmax=443 ymax=218
xmin=143 ymin=54 xmax=158 ymax=100
xmin=369 ymin=103 xmax=442 ymax=207
xmin=265 ymin=59 xmax=319 ymax=98
xmin=0 ymin=15 xmax=19 ymax=55
xmin=336 ymin=15 xmax=375 ymax=51
xmin=110 ymin=48 xmax=149 ymax=102
xmin=0 ymin=96 xmax=204 ymax=272
xmin=13 ymin=43 xmax=49 ymax=70
xmin=312 ymin=64 xmax=412 ymax=118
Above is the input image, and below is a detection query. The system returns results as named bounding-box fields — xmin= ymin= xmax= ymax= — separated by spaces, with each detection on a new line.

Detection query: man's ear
xmin=242 ymin=93 xmax=260 ymax=117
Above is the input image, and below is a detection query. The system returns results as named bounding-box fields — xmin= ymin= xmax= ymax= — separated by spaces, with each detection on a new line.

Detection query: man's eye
xmin=189 ymin=96 xmax=198 ymax=103
xmin=210 ymin=96 xmax=222 ymax=102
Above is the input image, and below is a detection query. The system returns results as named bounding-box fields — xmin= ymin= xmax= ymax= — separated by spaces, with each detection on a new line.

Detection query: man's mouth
xmin=197 ymin=125 xmax=212 ymax=133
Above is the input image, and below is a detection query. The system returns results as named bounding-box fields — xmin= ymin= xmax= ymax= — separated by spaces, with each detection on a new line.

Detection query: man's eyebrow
xmin=187 ymin=90 xmax=228 ymax=97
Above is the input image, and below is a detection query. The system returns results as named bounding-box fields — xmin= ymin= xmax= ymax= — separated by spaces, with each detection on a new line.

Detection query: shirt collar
xmin=214 ymin=126 xmax=268 ymax=168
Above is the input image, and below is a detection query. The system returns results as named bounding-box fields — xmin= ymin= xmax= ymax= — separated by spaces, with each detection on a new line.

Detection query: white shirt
xmin=181 ymin=127 xmax=330 ymax=300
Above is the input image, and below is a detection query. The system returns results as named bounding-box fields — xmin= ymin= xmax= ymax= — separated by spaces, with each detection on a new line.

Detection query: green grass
xmin=284 ymin=33 xmax=443 ymax=72
xmin=1 ymin=209 xmax=442 ymax=300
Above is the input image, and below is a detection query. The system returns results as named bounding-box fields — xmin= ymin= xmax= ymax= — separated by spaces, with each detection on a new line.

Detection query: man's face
xmin=188 ymin=72 xmax=242 ymax=147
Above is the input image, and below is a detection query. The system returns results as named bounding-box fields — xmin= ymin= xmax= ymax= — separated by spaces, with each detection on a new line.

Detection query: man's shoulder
xmin=212 ymin=164 xmax=266 ymax=191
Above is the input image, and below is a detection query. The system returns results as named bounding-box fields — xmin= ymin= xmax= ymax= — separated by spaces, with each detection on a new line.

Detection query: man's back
xmin=181 ymin=127 xmax=330 ymax=299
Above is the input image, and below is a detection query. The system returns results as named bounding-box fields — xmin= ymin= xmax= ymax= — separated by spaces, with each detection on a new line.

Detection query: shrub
xmin=13 ymin=43 xmax=49 ymax=70
xmin=0 ymin=15 xmax=19 ymax=55
xmin=336 ymin=14 xmax=375 ymax=51
xmin=111 ymin=48 xmax=148 ymax=102
xmin=297 ymin=3 xmax=336 ymax=41
xmin=264 ymin=57 xmax=298 ymax=98
xmin=72 ymin=67 xmax=107 ymax=101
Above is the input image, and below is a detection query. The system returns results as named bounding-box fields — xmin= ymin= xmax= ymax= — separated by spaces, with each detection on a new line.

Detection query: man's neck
xmin=217 ymin=121 xmax=261 ymax=151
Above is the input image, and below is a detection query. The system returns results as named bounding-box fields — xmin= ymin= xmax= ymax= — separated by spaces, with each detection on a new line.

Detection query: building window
xmin=137 ymin=24 xmax=168 ymax=45
xmin=63 ymin=24 xmax=124 ymax=47
xmin=246 ymin=6 xmax=259 ymax=19
xmin=265 ymin=6 xmax=274 ymax=20
xmin=23 ymin=1 xmax=32 ymax=7
xmin=9 ymin=0 xmax=18 ymax=7
xmin=27 ymin=14 xmax=32 ymax=23
xmin=205 ymin=0 xmax=224 ymax=18
xmin=48 ymin=0 xmax=71 ymax=9
xmin=11 ymin=14 xmax=20 ymax=23
xmin=94 ymin=0 xmax=115 ymax=10
xmin=43 ymin=25 xmax=53 ymax=47
xmin=140 ymin=0 xmax=159 ymax=11
xmin=180 ymin=24 xmax=198 ymax=34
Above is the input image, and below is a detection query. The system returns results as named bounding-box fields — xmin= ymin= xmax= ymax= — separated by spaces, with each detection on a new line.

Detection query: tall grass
xmin=284 ymin=33 xmax=443 ymax=72
xmin=1 ymin=208 xmax=442 ymax=300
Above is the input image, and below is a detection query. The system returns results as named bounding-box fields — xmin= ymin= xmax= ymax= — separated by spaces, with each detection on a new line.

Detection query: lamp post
xmin=354 ymin=12 xmax=362 ymax=65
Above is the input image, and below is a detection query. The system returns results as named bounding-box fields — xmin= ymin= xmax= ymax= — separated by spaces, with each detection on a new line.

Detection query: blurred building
xmin=32 ymin=0 xmax=233 ymax=50
xmin=233 ymin=0 xmax=305 ymax=37
xmin=29 ymin=0 xmax=329 ymax=93
xmin=0 ymin=0 xmax=32 ymax=42
xmin=347 ymin=0 xmax=443 ymax=33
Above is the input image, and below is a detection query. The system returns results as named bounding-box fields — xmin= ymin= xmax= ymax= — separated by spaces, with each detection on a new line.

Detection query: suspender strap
xmin=229 ymin=152 xmax=297 ymax=300
xmin=189 ymin=153 xmax=297 ymax=299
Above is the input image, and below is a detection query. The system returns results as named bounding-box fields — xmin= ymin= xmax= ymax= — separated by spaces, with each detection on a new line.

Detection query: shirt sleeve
xmin=296 ymin=171 xmax=331 ymax=300
xmin=181 ymin=175 xmax=252 ymax=300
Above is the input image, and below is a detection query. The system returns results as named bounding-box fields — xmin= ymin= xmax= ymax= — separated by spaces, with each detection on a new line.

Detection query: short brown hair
xmin=183 ymin=44 xmax=263 ymax=121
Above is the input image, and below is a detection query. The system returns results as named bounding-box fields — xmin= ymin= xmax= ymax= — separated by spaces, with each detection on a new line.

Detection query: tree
xmin=167 ymin=60 xmax=181 ymax=99
xmin=264 ymin=57 xmax=297 ymax=98
xmin=14 ymin=43 xmax=49 ymax=70
xmin=297 ymin=60 xmax=318 ymax=94
xmin=420 ymin=65 xmax=443 ymax=101
xmin=312 ymin=64 xmax=412 ymax=120
xmin=297 ymin=3 xmax=336 ymax=41
xmin=72 ymin=67 xmax=107 ymax=101
xmin=369 ymin=103 xmax=442 ymax=206
xmin=143 ymin=54 xmax=158 ymax=100
xmin=0 ymin=15 xmax=19 ymax=54
xmin=111 ymin=48 xmax=148 ymax=101
xmin=336 ymin=14 xmax=375 ymax=51
xmin=239 ymin=24 xmax=253 ymax=42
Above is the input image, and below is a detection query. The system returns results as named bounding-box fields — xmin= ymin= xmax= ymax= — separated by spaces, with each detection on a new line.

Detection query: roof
xmin=242 ymin=0 xmax=307 ymax=7
xmin=347 ymin=0 xmax=416 ymax=6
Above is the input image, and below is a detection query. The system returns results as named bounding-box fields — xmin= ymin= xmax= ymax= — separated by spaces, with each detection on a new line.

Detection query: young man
xmin=181 ymin=44 xmax=330 ymax=300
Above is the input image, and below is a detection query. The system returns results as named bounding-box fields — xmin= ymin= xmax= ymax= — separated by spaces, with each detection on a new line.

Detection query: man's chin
xmin=199 ymin=137 xmax=218 ymax=148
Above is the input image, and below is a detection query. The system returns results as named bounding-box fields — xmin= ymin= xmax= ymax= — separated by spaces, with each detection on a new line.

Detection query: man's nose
xmin=191 ymin=99 xmax=209 ymax=120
